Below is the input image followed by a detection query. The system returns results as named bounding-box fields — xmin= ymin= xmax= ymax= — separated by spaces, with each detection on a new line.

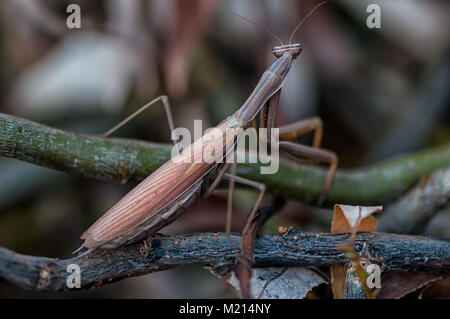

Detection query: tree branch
xmin=378 ymin=167 xmax=450 ymax=234
xmin=0 ymin=230 xmax=448 ymax=291
xmin=1 ymin=113 xmax=449 ymax=205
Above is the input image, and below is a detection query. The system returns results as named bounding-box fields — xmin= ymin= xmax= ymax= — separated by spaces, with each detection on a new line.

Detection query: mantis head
xmin=272 ymin=43 xmax=302 ymax=59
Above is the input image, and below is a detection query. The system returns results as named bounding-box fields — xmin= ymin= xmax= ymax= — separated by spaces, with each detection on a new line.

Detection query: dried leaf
xmin=331 ymin=204 xmax=383 ymax=299
xmin=419 ymin=277 xmax=450 ymax=299
xmin=227 ymin=267 xmax=326 ymax=299
xmin=332 ymin=204 xmax=383 ymax=233
xmin=375 ymin=272 xmax=442 ymax=299
xmin=330 ymin=265 xmax=348 ymax=299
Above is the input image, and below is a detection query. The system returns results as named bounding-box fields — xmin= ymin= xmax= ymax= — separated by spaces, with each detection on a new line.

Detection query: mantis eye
xmin=272 ymin=44 xmax=302 ymax=59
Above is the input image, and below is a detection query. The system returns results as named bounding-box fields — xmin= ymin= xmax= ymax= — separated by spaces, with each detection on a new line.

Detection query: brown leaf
xmin=331 ymin=265 xmax=348 ymax=299
xmin=419 ymin=277 xmax=450 ymax=299
xmin=375 ymin=272 xmax=442 ymax=299
xmin=331 ymin=204 xmax=383 ymax=299
xmin=332 ymin=204 xmax=383 ymax=233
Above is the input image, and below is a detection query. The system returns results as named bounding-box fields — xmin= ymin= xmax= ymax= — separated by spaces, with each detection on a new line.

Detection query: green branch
xmin=1 ymin=113 xmax=449 ymax=205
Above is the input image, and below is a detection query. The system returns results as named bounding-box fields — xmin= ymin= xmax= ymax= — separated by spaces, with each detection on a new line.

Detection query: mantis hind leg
xmin=203 ymin=161 xmax=266 ymax=253
xmin=222 ymin=172 xmax=266 ymax=241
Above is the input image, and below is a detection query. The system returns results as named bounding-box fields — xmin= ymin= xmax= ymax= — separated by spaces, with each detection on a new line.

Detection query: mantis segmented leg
xmin=278 ymin=116 xmax=323 ymax=148
xmin=223 ymin=172 xmax=266 ymax=238
xmin=204 ymin=161 xmax=265 ymax=252
xmin=277 ymin=119 xmax=338 ymax=205
xmin=225 ymin=163 xmax=238 ymax=236
xmin=259 ymin=88 xmax=337 ymax=205
xmin=202 ymin=162 xmax=237 ymax=236
xmin=278 ymin=141 xmax=338 ymax=205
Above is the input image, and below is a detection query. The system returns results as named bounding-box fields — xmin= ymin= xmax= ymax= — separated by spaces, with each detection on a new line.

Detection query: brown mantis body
xmin=77 ymin=3 xmax=337 ymax=255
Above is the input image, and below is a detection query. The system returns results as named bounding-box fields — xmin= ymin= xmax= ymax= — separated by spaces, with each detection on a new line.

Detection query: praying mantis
xmin=75 ymin=2 xmax=337 ymax=255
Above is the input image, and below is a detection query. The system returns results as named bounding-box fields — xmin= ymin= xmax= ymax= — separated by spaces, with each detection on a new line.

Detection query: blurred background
xmin=0 ymin=0 xmax=448 ymax=298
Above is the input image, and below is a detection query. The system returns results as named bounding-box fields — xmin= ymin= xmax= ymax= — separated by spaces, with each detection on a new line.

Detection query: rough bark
xmin=0 ymin=231 xmax=448 ymax=292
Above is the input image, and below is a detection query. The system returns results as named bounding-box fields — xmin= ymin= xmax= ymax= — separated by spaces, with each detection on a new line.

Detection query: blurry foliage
xmin=0 ymin=0 xmax=448 ymax=298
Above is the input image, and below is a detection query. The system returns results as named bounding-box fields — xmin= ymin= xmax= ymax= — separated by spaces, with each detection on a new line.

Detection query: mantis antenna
xmin=224 ymin=8 xmax=283 ymax=46
xmin=225 ymin=2 xmax=327 ymax=46
xmin=289 ymin=1 xmax=328 ymax=44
